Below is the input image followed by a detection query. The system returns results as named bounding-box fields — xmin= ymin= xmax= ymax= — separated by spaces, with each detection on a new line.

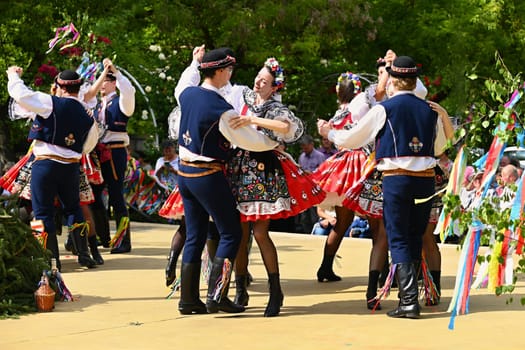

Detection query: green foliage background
xmin=1 ymin=0 xmax=525 ymax=314
xmin=1 ymin=0 xmax=525 ymax=161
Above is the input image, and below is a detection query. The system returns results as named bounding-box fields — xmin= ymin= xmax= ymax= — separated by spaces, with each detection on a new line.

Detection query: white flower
xmin=167 ymin=76 xmax=173 ymax=81
xmin=159 ymin=72 xmax=166 ymax=80
xmin=141 ymin=110 xmax=149 ymax=120
xmin=158 ymin=53 xmax=166 ymax=60
xmin=149 ymin=45 xmax=159 ymax=52
xmin=145 ymin=85 xmax=152 ymax=93
xmin=320 ymin=59 xmax=328 ymax=67
xmin=173 ymin=50 xmax=178 ymax=55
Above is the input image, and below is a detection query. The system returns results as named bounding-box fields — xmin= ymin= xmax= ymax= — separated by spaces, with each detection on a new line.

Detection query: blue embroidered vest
xmin=178 ymin=87 xmax=233 ymax=161
xmin=28 ymin=96 xmax=94 ymax=153
xmin=375 ymin=94 xmax=437 ymax=160
xmin=94 ymin=95 xmax=128 ymax=132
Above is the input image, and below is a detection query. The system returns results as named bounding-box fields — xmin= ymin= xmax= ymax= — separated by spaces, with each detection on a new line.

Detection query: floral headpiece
xmin=336 ymin=72 xmax=361 ymax=95
xmin=264 ymin=57 xmax=285 ymax=90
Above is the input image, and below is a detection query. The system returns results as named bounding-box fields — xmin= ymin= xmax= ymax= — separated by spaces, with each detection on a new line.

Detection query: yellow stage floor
xmin=1 ymin=222 xmax=524 ymax=350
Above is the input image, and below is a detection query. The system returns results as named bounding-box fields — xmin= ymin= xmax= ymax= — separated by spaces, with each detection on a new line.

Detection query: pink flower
xmin=34 ymin=77 xmax=44 ymax=86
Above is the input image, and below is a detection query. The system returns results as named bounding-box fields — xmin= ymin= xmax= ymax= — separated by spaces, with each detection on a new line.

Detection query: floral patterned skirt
xmin=343 ymin=168 xmax=384 ymax=219
xmin=79 ymin=168 xmax=94 ymax=205
xmin=228 ymin=149 xmax=325 ymax=222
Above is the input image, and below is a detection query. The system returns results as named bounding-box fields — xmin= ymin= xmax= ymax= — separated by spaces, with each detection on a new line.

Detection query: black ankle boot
xmin=233 ymin=275 xmax=249 ymax=306
xmin=179 ymin=262 xmax=207 ymax=315
xmin=88 ymin=235 xmax=104 ymax=265
xmin=70 ymin=223 xmax=97 ymax=268
xmin=165 ymin=249 xmax=178 ymax=287
xmin=206 ymin=257 xmax=245 ymax=314
xmin=264 ymin=273 xmax=284 ymax=317
xmin=366 ymin=270 xmax=382 ymax=310
xmin=387 ymin=263 xmax=420 ymax=319
xmin=317 ymin=254 xmax=341 ymax=282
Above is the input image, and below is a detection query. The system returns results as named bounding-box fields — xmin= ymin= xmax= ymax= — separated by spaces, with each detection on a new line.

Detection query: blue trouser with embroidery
xmin=178 ymin=164 xmax=242 ymax=264
xmin=31 ymin=159 xmax=83 ymax=260
xmin=382 ymin=175 xmax=434 ymax=264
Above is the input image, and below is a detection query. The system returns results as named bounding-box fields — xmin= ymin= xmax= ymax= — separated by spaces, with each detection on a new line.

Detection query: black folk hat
xmin=199 ymin=48 xmax=236 ymax=71
xmin=386 ymin=56 xmax=420 ymax=78
xmin=56 ymin=69 xmax=83 ymax=86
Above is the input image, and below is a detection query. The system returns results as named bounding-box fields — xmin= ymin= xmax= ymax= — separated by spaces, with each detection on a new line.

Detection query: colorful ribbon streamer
xmin=46 ymin=23 xmax=80 ymax=54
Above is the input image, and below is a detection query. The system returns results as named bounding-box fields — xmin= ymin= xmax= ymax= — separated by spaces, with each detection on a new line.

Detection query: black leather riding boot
xmin=70 ymin=223 xmax=97 ymax=268
xmin=178 ymin=262 xmax=207 ymax=315
xmin=387 ymin=262 xmax=420 ymax=318
xmin=88 ymin=234 xmax=104 ymax=265
xmin=206 ymin=257 xmax=245 ymax=314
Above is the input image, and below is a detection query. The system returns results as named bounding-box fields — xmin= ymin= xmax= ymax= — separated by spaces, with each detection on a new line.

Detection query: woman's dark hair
xmin=337 ymin=79 xmax=357 ymax=104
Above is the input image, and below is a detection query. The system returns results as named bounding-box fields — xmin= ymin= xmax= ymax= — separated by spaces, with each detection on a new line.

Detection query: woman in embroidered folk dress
xmin=226 ymin=58 xmax=325 ymax=317
xmin=311 ymin=72 xmax=376 ymax=285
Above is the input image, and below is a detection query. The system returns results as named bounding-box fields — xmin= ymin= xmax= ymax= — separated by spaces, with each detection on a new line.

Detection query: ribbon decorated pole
xmin=447 ymin=86 xmax=524 ymax=330
xmin=434 ymin=145 xmax=467 ymax=242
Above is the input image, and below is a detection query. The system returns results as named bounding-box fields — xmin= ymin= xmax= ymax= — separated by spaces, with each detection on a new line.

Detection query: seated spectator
xmin=311 ymin=206 xmax=337 ymax=236
xmin=347 ymin=216 xmax=371 ymax=238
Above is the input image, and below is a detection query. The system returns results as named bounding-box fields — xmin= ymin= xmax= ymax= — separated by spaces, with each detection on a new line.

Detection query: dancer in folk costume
xmin=341 ymin=52 xmax=445 ymax=310
xmin=311 ymin=72 xmax=371 ymax=284
xmin=7 ymin=67 xmax=99 ymax=270
xmin=174 ymin=48 xmax=281 ymax=315
xmin=225 ymin=58 xmax=324 ymax=317
xmin=5 ymin=71 xmax=110 ymax=266
xmin=173 ymin=47 xmax=324 ymax=316
xmin=319 ymin=56 xmax=454 ymax=319
xmin=161 ymin=47 xmax=230 ymax=288
xmin=91 ymin=58 xmax=136 ymax=253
